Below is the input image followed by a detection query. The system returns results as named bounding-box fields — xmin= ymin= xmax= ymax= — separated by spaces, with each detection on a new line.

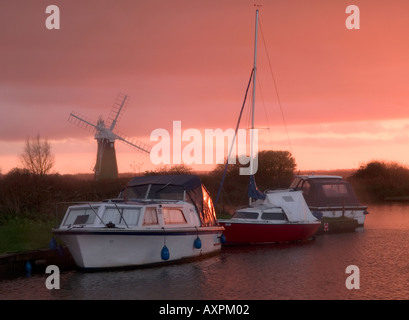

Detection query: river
xmin=1 ymin=203 xmax=409 ymax=300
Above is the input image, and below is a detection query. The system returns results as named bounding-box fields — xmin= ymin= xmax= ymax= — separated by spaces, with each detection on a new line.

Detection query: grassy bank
xmin=0 ymin=220 xmax=55 ymax=255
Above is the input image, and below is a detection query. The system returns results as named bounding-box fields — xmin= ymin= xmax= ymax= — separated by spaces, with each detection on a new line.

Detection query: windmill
xmin=68 ymin=93 xmax=151 ymax=180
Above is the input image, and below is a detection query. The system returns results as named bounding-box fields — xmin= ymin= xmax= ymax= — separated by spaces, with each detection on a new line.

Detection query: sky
xmin=1 ymin=0 xmax=409 ymax=175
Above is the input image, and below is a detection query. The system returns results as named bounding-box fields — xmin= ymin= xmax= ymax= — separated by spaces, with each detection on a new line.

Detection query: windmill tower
xmin=68 ymin=93 xmax=151 ymax=180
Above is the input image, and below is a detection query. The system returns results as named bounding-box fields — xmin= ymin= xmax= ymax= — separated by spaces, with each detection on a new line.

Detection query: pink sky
xmin=1 ymin=0 xmax=409 ymax=175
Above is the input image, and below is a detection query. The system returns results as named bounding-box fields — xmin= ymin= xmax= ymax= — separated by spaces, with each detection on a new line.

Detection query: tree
xmin=255 ymin=150 xmax=296 ymax=190
xmin=351 ymin=160 xmax=409 ymax=201
xmin=20 ymin=134 xmax=55 ymax=175
xmin=208 ymin=150 xmax=297 ymax=208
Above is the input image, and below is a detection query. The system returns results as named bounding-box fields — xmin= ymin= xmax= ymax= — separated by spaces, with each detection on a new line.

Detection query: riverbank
xmin=0 ymin=221 xmax=56 ymax=255
xmin=1 ymin=218 xmax=358 ymax=280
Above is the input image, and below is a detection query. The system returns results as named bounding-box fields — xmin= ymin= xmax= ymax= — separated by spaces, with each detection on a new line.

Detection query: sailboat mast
xmin=250 ymin=9 xmax=259 ymax=165
xmin=249 ymin=9 xmax=259 ymax=206
xmin=252 ymin=9 xmax=259 ymax=133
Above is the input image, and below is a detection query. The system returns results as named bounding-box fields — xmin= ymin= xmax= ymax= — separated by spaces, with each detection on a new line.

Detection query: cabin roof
xmin=294 ymin=175 xmax=343 ymax=180
xmin=126 ymin=174 xmax=202 ymax=191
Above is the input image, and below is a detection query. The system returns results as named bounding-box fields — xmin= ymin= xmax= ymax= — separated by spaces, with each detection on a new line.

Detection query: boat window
xmin=149 ymin=185 xmax=185 ymax=201
xmin=125 ymin=185 xmax=149 ymax=199
xmin=126 ymin=184 xmax=185 ymax=201
xmin=123 ymin=208 xmax=141 ymax=225
xmin=282 ymin=196 xmax=294 ymax=202
xmin=200 ymin=185 xmax=218 ymax=227
xmin=143 ymin=208 xmax=159 ymax=225
xmin=233 ymin=211 xmax=259 ymax=219
xmin=322 ymin=184 xmax=349 ymax=198
xmin=163 ymin=208 xmax=187 ymax=224
xmin=261 ymin=211 xmax=287 ymax=221
xmin=102 ymin=208 xmax=141 ymax=226
xmin=289 ymin=178 xmax=302 ymax=189
xmin=301 ymin=181 xmax=311 ymax=196
xmin=63 ymin=208 xmax=97 ymax=226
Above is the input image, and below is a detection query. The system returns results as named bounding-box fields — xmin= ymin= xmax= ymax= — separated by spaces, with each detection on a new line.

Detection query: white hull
xmin=54 ymin=228 xmax=223 ymax=269
xmin=290 ymin=175 xmax=369 ymax=227
xmin=311 ymin=206 xmax=367 ymax=226
xmin=52 ymin=174 xmax=225 ymax=269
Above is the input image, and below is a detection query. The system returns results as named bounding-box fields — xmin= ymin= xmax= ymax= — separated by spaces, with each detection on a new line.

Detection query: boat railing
xmin=264 ymin=188 xmax=297 ymax=194
xmin=125 ymin=198 xmax=184 ymax=205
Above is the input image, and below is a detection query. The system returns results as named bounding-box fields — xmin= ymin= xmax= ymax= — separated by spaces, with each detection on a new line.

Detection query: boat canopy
xmin=123 ymin=174 xmax=219 ymax=227
xmin=248 ymin=175 xmax=266 ymax=200
xmin=292 ymin=176 xmax=361 ymax=207
xmin=263 ymin=190 xmax=318 ymax=223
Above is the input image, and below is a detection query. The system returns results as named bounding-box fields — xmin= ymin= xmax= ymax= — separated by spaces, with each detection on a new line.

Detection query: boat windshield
xmin=261 ymin=211 xmax=287 ymax=221
xmin=321 ymin=183 xmax=349 ymax=198
xmin=233 ymin=211 xmax=259 ymax=219
xmin=289 ymin=177 xmax=302 ymax=189
xmin=62 ymin=207 xmax=98 ymax=226
xmin=306 ymin=181 xmax=360 ymax=206
xmin=125 ymin=184 xmax=185 ymax=201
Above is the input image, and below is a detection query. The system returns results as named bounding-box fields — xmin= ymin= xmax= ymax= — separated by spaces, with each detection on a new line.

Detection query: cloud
xmin=2 ymin=1 xmax=409 ymax=173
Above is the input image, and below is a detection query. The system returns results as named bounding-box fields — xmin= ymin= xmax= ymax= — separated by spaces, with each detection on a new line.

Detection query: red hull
xmin=219 ymin=222 xmax=321 ymax=244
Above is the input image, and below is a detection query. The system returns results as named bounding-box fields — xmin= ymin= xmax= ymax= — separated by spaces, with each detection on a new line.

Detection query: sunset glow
xmin=2 ymin=1 xmax=409 ymax=175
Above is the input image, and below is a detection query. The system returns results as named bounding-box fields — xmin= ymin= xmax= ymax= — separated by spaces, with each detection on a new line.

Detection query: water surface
xmin=2 ymin=203 xmax=409 ymax=300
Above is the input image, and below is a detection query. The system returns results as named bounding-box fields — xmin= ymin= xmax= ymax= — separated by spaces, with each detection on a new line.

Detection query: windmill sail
xmin=115 ymin=132 xmax=152 ymax=154
xmin=106 ymin=93 xmax=128 ymax=131
xmin=68 ymin=112 xmax=98 ymax=133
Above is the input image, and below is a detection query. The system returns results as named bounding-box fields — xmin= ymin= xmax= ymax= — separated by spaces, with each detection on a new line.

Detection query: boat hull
xmin=53 ymin=228 xmax=224 ymax=269
xmin=310 ymin=206 xmax=368 ymax=226
xmin=218 ymin=221 xmax=321 ymax=244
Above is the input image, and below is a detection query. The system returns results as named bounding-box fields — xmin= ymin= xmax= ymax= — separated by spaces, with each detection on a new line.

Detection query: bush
xmin=0 ymin=151 xmax=297 ymax=223
xmin=0 ymin=169 xmax=128 ymax=224
xmin=350 ymin=160 xmax=409 ymax=201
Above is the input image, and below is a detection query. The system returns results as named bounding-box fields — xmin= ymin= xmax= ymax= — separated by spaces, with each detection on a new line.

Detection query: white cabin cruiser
xmin=53 ymin=175 xmax=224 ymax=269
xmin=290 ymin=175 xmax=368 ymax=227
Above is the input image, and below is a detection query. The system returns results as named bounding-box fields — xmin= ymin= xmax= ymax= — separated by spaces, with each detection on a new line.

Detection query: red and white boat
xmin=219 ymin=186 xmax=321 ymax=244
xmin=217 ymin=10 xmax=320 ymax=244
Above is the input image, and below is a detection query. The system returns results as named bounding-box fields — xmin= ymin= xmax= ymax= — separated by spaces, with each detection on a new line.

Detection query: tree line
xmin=349 ymin=160 xmax=409 ymax=202
xmin=0 ymin=147 xmax=296 ymax=223
xmin=2 ymin=134 xmax=409 ymax=224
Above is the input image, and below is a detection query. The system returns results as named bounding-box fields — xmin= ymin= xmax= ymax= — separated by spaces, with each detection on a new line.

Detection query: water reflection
xmin=2 ymin=203 xmax=409 ymax=300
xmin=364 ymin=203 xmax=409 ymax=230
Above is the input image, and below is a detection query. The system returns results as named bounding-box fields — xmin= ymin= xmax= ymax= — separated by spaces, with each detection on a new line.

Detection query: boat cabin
xmin=230 ymin=189 xmax=318 ymax=224
xmin=53 ymin=174 xmax=224 ymax=269
xmin=60 ymin=174 xmax=220 ymax=230
xmin=290 ymin=175 xmax=362 ymax=208
xmin=232 ymin=205 xmax=288 ymax=222
xmin=60 ymin=202 xmax=199 ymax=229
